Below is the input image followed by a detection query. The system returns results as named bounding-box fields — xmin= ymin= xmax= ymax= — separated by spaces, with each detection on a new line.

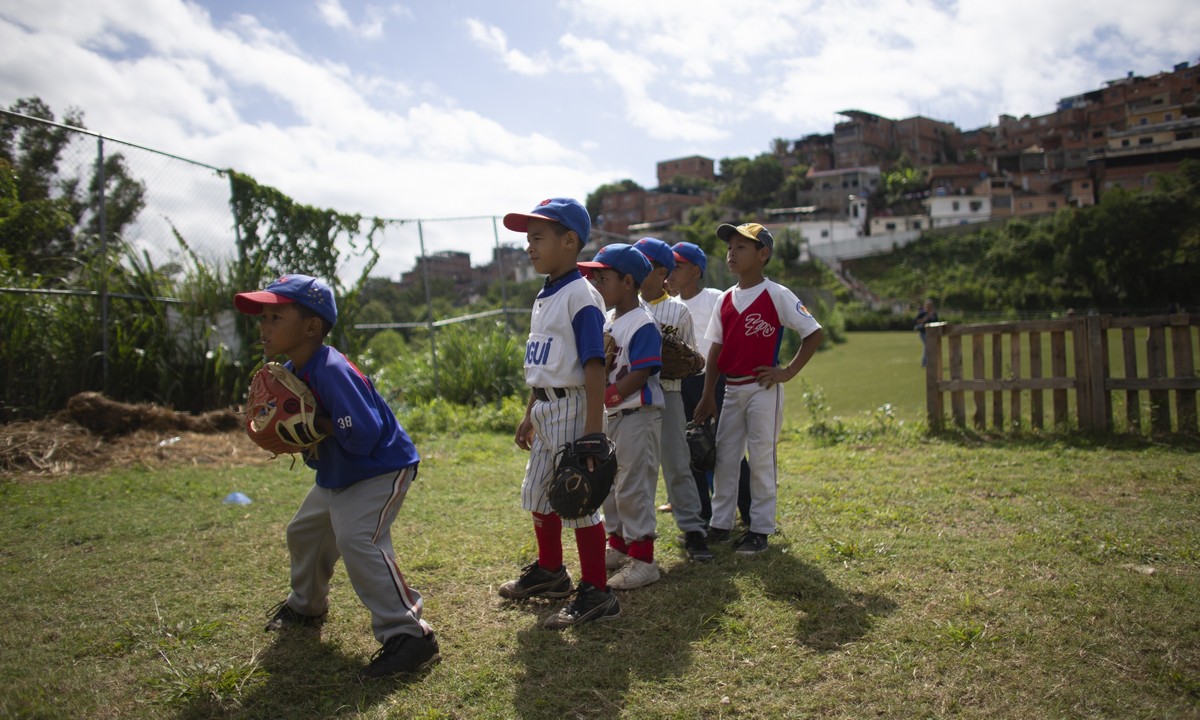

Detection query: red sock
xmin=628 ymin=537 xmax=654 ymax=563
xmin=575 ymin=523 xmax=608 ymax=590
xmin=607 ymin=533 xmax=629 ymax=554
xmin=532 ymin=512 xmax=563 ymax=570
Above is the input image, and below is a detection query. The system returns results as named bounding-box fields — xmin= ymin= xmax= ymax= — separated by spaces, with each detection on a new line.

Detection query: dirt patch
xmin=1 ymin=393 xmax=275 ymax=479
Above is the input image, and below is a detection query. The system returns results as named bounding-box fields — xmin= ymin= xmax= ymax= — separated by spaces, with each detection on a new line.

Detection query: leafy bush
xmin=371 ymin=321 xmax=525 ymax=407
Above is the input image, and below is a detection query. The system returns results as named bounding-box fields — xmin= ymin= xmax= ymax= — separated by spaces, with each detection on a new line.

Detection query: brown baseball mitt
xmin=244 ymin=362 xmax=327 ymax=457
xmin=660 ymin=331 xmax=705 ymax=380
xmin=603 ymin=331 xmax=618 ymax=376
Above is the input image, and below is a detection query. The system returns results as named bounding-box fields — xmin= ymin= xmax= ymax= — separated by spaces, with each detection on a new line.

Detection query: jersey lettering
xmin=743 ymin=313 xmax=777 ymax=338
xmin=525 ymin=336 xmax=555 ymax=366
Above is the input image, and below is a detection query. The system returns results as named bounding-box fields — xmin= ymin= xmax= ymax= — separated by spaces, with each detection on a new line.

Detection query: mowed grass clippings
xmin=0 ymin=427 xmax=1198 ymax=719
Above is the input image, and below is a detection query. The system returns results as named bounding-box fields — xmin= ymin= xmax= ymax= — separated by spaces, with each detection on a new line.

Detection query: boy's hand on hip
xmin=754 ymin=365 xmax=790 ymax=388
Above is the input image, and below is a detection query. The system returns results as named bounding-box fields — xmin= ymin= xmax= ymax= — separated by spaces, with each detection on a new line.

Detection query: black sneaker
xmin=498 ymin=562 xmax=573 ymax=600
xmin=264 ymin=600 xmax=326 ymax=631
xmin=733 ymin=531 xmax=769 ymax=555
xmin=543 ymin=582 xmax=620 ymax=629
xmin=707 ymin=526 xmax=732 ymax=543
xmin=360 ymin=632 xmax=441 ymax=679
xmin=684 ymin=530 xmax=714 ymax=562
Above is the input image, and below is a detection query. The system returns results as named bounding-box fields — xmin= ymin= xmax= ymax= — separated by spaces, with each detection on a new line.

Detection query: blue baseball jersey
xmin=525 ymin=270 xmax=606 ymax=388
xmin=605 ymin=305 xmax=663 ymax=413
xmin=290 ymin=344 xmax=419 ymax=489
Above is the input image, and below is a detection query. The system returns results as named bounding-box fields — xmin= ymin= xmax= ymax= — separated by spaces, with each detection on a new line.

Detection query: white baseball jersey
xmin=605 ymin=305 xmax=664 ymax=414
xmin=640 ymin=291 xmax=695 ymax=393
xmin=681 ymin=287 xmax=722 ymax=359
xmin=705 ymin=279 xmax=822 ymax=376
xmin=524 ymin=270 xmax=607 ymax=389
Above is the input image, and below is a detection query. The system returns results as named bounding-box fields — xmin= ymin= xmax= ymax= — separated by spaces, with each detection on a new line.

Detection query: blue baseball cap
xmin=671 ymin=242 xmax=707 ymax=274
xmin=502 ymin=197 xmax=591 ymax=247
xmin=717 ymin=222 xmax=774 ymax=255
xmin=578 ymin=243 xmax=652 ymax=284
xmin=634 ymin=237 xmax=675 ymax=272
xmin=234 ymin=274 xmax=338 ymax=327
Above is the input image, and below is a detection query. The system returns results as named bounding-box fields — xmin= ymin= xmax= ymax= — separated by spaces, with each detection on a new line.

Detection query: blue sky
xmin=2 ymin=0 xmax=1198 ymax=274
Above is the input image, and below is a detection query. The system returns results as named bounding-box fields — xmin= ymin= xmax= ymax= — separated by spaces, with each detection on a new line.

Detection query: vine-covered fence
xmin=924 ymin=314 xmax=1200 ymax=433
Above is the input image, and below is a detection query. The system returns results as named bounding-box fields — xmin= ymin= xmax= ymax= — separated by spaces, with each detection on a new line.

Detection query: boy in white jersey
xmin=499 ymin=198 xmax=619 ymax=629
xmin=578 ymin=243 xmax=665 ymax=590
xmin=694 ymin=223 xmax=824 ymax=555
xmin=670 ymin=243 xmax=753 ymax=530
xmin=633 ymin=238 xmax=712 ymax=563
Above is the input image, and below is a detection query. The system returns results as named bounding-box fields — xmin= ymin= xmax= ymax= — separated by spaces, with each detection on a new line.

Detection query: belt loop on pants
xmin=533 ymin=387 xmax=569 ymax=402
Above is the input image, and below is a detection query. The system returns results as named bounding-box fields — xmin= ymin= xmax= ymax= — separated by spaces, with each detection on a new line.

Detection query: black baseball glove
xmin=685 ymin=419 xmax=716 ymax=472
xmin=548 ymin=432 xmax=617 ymax=518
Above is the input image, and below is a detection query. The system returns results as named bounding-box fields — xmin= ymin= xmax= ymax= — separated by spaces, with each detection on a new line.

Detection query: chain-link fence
xmin=1 ymin=109 xmax=530 ymax=419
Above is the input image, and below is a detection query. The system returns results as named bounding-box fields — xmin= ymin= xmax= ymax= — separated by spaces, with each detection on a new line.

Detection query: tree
xmin=586 ymin=179 xmax=643 ymax=229
xmin=0 ymin=97 xmax=146 ymax=278
xmin=718 ymin=153 xmax=784 ymax=212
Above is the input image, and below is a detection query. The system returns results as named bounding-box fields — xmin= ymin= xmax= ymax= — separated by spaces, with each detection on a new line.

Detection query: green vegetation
xmin=2 ymin=422 xmax=1197 ymax=719
xmin=844 ymin=161 xmax=1200 ymax=314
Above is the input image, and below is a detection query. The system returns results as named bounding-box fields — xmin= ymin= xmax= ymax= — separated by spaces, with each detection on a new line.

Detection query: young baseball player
xmin=669 ymin=242 xmax=753 ymax=529
xmin=693 ymin=224 xmax=824 ymax=555
xmin=578 ymin=243 xmax=665 ymax=589
xmin=233 ymin=274 xmax=439 ymax=679
xmin=499 ymin=198 xmax=620 ymax=629
xmin=633 ymin=237 xmax=712 ymax=563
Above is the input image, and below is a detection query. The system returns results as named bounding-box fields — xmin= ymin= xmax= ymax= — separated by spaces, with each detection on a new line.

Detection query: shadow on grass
xmin=506 ymin=539 xmax=895 ymax=719
xmin=170 ymin=628 xmax=413 ymax=720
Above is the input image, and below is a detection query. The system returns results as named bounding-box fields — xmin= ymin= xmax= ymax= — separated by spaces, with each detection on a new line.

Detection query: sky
xmin=2 ymin=0 xmax=1198 ymax=277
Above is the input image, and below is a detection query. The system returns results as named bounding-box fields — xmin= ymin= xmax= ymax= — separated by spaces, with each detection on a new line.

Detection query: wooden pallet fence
xmin=924 ymin=314 xmax=1199 ymax=433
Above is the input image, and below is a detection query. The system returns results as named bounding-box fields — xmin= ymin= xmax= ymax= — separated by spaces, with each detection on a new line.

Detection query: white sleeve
xmin=772 ymin=284 xmax=822 ymax=338
xmin=704 ymin=291 xmax=728 ymax=345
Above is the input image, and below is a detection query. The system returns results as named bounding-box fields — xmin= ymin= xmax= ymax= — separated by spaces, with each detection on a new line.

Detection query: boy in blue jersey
xmin=500 ymin=198 xmax=620 ymax=629
xmin=234 ymin=274 xmax=439 ymax=679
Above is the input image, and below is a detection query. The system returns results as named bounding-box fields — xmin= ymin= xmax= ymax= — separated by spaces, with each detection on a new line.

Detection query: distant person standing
xmin=914 ymin=299 xmax=939 ymax=367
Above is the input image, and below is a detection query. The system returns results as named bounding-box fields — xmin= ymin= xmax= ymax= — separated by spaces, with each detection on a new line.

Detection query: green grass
xmin=795 ymin=331 xmax=928 ymax=423
xmin=2 ymin=426 xmax=1198 ymax=719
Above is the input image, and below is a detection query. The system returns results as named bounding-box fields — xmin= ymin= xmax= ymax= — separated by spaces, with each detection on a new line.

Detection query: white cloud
xmin=315 ymin=0 xmax=389 ymax=39
xmin=464 ymin=18 xmax=548 ymax=76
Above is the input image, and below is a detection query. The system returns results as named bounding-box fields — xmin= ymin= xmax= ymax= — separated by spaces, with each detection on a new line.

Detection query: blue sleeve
xmin=314 ymin=357 xmax=386 ymax=456
xmin=628 ymin=323 xmax=662 ymax=376
xmin=572 ymin=304 xmax=606 ymax=367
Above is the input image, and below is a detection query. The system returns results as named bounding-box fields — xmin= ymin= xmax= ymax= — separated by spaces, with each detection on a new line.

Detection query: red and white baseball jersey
xmin=704 ymin=279 xmax=822 ymax=376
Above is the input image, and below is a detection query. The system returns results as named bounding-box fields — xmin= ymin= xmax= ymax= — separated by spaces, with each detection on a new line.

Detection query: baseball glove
xmin=244 ymin=362 xmax=327 ymax=457
xmin=660 ymin=331 xmax=705 ymax=380
xmin=603 ymin=331 xmax=617 ymax=376
xmin=547 ymin=432 xmax=617 ymax=518
xmin=685 ymin=418 xmax=716 ymax=472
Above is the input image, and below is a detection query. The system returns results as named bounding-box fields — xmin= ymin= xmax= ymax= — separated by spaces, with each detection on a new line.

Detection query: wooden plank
xmin=992 ymin=332 xmax=1003 ymax=428
xmin=1121 ymin=327 xmax=1140 ymax=432
xmin=949 ymin=334 xmax=965 ymax=428
xmin=943 ymin=319 xmax=1072 ymax=336
xmin=1109 ymin=314 xmax=1198 ymax=329
xmin=1148 ymin=326 xmax=1170 ymax=432
xmin=1030 ymin=331 xmax=1044 ymax=429
xmin=1010 ymin=332 xmax=1022 ymax=429
xmin=973 ymin=334 xmax=986 ymax=429
xmin=1086 ymin=315 xmax=1110 ymax=431
xmin=1052 ymin=329 xmax=1068 ymax=428
xmin=926 ymin=323 xmax=945 ymax=430
xmin=1171 ymin=318 xmax=1197 ymax=432
xmin=941 ymin=378 xmax=1077 ymax=392
xmin=1108 ymin=377 xmax=1200 ymax=391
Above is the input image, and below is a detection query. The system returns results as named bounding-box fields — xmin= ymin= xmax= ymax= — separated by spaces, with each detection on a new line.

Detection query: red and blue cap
xmin=502 ymin=197 xmax=591 ymax=247
xmin=578 ymin=243 xmax=652 ymax=284
xmin=234 ymin=274 xmax=338 ymax=327
xmin=671 ymin=242 xmax=707 ymax=274
xmin=634 ymin=237 xmax=675 ymax=272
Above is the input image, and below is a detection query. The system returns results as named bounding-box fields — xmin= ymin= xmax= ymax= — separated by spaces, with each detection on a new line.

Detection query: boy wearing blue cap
xmin=234 ymin=274 xmax=440 ymax=679
xmin=694 ymin=223 xmax=824 ymax=555
xmin=579 ymin=243 xmax=665 ymax=589
xmin=500 ymin=198 xmax=620 ymax=629
xmin=633 ymin=238 xmax=712 ymax=563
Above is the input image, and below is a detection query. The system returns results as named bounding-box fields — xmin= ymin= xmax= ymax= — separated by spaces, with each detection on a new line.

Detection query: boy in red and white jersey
xmin=694 ymin=223 xmax=823 ymax=555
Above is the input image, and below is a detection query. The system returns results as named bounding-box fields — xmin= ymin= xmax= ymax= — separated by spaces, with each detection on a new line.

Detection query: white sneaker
xmin=607 ymin=558 xmax=660 ymax=590
xmin=605 ymin=547 xmax=629 ymax=571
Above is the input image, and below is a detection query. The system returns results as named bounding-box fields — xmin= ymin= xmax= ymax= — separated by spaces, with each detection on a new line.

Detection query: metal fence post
xmin=97 ymin=134 xmax=110 ymax=393
xmin=417 ymin=220 xmax=438 ymax=396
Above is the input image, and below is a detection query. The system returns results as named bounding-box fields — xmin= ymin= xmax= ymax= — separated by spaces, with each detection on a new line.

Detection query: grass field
xmin=1 ymin=332 xmax=1198 ymax=719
